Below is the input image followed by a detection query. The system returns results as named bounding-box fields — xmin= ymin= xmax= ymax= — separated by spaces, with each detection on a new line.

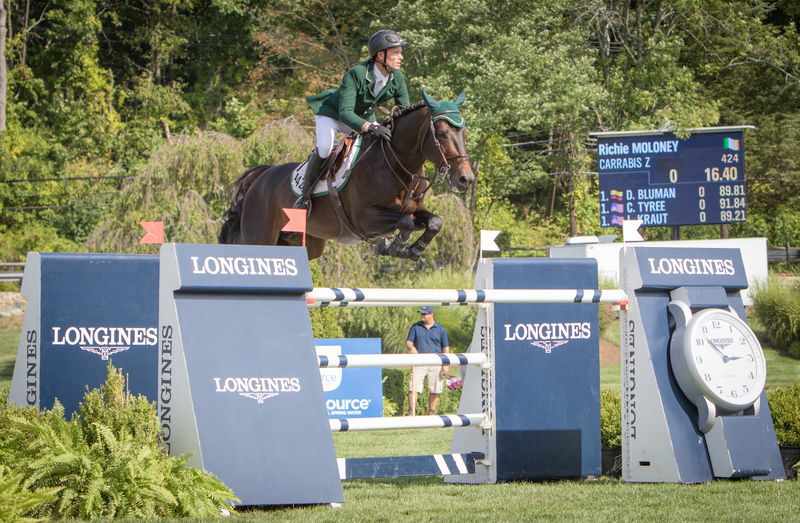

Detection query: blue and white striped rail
xmin=307 ymin=287 xmax=626 ymax=307
xmin=337 ymin=452 xmax=484 ymax=479
xmin=329 ymin=413 xmax=487 ymax=432
xmin=318 ymin=352 xmax=488 ymax=368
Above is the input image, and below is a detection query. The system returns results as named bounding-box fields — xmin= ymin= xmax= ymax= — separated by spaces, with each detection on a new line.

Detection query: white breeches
xmin=315 ymin=115 xmax=356 ymax=158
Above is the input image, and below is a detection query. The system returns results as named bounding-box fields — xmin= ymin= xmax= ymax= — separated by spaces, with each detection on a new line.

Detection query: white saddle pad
xmin=291 ymin=136 xmax=363 ymax=197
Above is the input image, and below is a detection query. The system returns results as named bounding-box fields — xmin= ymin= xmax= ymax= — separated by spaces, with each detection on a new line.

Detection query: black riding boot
xmin=294 ymin=151 xmax=324 ymax=209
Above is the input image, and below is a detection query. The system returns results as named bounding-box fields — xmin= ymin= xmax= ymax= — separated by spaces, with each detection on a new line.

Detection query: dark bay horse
xmin=218 ymin=92 xmax=474 ymax=260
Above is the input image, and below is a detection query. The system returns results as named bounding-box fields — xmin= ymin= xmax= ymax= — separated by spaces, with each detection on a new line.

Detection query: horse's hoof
xmin=387 ymin=243 xmax=409 ymax=258
xmin=407 ymin=246 xmax=424 ymax=261
xmin=374 ymin=239 xmax=390 ymax=256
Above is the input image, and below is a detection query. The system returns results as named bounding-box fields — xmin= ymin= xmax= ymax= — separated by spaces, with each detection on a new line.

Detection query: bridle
xmin=377 ymin=110 xmax=470 ymax=211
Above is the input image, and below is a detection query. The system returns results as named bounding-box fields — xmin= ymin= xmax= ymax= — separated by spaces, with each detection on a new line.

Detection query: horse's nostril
xmin=460 ymin=176 xmax=468 ymax=185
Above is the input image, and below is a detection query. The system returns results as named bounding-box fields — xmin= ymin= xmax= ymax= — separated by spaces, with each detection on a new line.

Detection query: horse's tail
xmin=218 ymin=165 xmax=273 ymax=244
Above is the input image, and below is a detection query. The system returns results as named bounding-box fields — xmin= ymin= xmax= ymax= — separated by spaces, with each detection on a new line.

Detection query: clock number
xmin=695 ymin=338 xmax=704 ymax=346
xmin=704 ymin=373 xmax=712 ymax=382
xmin=712 ymin=321 xmax=721 ymax=329
xmin=730 ymin=390 xmax=738 ymax=398
xmin=716 ymin=386 xmax=723 ymax=394
xmin=747 ymin=355 xmax=754 ymax=362
xmin=695 ymin=356 xmax=703 ymax=364
xmin=748 ymin=372 xmax=754 ymax=379
xmin=739 ymin=337 xmax=746 ymax=343
xmin=702 ymin=326 xmax=709 ymax=334
xmin=743 ymin=385 xmax=749 ymax=393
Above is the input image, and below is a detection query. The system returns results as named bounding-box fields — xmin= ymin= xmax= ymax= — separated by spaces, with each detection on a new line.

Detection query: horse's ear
xmin=422 ymin=89 xmax=440 ymax=111
xmin=454 ymin=89 xmax=466 ymax=107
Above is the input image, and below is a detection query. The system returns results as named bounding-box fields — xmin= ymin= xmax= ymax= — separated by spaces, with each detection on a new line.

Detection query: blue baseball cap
xmin=418 ymin=306 xmax=434 ymax=314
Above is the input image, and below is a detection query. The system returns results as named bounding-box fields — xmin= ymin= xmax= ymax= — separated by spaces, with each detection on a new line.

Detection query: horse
xmin=218 ymin=91 xmax=474 ymax=260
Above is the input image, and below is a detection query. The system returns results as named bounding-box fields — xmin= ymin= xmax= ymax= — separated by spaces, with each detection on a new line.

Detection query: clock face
xmin=684 ymin=308 xmax=766 ymax=410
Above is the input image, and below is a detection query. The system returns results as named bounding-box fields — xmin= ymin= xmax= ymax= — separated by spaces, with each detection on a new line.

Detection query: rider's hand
xmin=368 ymin=123 xmax=392 ymax=142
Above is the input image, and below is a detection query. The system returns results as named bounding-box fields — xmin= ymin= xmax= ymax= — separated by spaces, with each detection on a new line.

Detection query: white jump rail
xmin=329 ymin=413 xmax=488 ymax=432
xmin=307 ymin=287 xmax=627 ymax=306
xmin=318 ymin=352 xmax=488 ymax=368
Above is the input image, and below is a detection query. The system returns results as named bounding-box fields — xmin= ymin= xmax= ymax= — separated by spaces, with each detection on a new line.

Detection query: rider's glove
xmin=367 ymin=123 xmax=392 ymax=142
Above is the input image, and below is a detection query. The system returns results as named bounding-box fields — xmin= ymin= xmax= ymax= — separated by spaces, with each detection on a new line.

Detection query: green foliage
xmin=0 ymin=464 xmax=60 ymax=523
xmin=209 ymin=96 xmax=264 ymax=139
xmin=382 ymin=369 xmax=406 ymax=416
xmin=113 ymin=76 xmax=195 ymax=168
xmin=751 ymin=278 xmax=800 ymax=358
xmin=309 ymin=261 xmax=345 ymax=338
xmin=0 ymin=223 xmax=80 ymax=261
xmin=0 ymin=366 xmax=236 ymax=519
xmin=600 ymin=388 xmax=622 ymax=449
xmin=241 ymin=117 xmax=314 ymax=167
xmin=766 ymin=381 xmax=800 ymax=446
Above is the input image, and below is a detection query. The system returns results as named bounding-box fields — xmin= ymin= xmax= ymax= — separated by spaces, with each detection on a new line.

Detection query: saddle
xmin=319 ymin=134 xmax=358 ymax=181
xmin=291 ymin=133 xmax=363 ymax=198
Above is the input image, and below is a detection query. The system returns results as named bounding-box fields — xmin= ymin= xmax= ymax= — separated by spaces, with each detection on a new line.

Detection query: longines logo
xmin=647 ymin=256 xmax=735 ymax=276
xmin=708 ymin=337 xmax=734 ymax=347
xmin=190 ymin=255 xmax=298 ymax=276
xmin=504 ymin=322 xmax=591 ymax=354
xmin=213 ymin=376 xmax=302 ymax=404
xmin=51 ymin=326 xmax=157 ymax=360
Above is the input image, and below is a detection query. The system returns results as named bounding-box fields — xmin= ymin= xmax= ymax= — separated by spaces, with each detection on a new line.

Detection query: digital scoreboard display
xmin=596 ymin=130 xmax=746 ymax=227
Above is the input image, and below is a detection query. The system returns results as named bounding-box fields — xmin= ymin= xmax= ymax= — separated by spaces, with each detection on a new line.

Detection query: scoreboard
xmin=594 ymin=128 xmax=750 ymax=228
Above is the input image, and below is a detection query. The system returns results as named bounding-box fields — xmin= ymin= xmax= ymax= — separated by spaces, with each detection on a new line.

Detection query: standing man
xmin=298 ymin=29 xmax=410 ymax=208
xmin=406 ymin=306 xmax=450 ymax=415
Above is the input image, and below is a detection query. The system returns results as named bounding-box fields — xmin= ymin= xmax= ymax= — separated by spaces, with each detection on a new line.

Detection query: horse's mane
xmin=382 ymin=101 xmax=428 ymax=126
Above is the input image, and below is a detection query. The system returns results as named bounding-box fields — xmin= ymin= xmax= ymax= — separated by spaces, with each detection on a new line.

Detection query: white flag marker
xmin=622 ymin=220 xmax=644 ymax=242
xmin=480 ymin=230 xmax=501 ymax=252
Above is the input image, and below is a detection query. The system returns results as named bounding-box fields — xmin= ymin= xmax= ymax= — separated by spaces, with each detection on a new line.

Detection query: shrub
xmin=767 ymin=381 xmax=800 ymax=447
xmin=383 ymin=368 xmax=406 ymax=414
xmin=0 ymin=366 xmax=237 ymax=519
xmin=600 ymin=388 xmax=622 ymax=448
xmin=0 ymin=465 xmax=60 ymax=522
xmin=751 ymin=278 xmax=800 ymax=357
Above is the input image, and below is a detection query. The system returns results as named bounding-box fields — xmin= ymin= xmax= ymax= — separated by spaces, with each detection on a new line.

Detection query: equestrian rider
xmin=297 ymin=29 xmax=410 ymax=208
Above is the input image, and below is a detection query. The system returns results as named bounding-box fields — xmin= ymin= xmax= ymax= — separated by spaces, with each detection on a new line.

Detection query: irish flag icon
xmin=724 ymin=137 xmax=740 ymax=151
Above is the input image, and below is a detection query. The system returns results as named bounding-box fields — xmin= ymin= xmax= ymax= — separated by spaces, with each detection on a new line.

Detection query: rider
xmin=297 ymin=29 xmax=411 ymax=208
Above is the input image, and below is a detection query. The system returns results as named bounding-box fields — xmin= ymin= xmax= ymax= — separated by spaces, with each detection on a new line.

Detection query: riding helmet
xmin=368 ymin=30 xmax=407 ymax=57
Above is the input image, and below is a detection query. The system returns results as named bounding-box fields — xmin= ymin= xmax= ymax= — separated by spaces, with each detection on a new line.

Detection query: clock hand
xmin=705 ymin=338 xmax=726 ymax=359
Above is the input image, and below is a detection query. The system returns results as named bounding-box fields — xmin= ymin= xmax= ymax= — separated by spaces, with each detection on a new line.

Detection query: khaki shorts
xmin=409 ymin=365 xmax=444 ymax=394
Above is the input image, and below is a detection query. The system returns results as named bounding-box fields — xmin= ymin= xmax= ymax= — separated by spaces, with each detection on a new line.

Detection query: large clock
xmin=668 ymin=301 xmax=766 ymax=433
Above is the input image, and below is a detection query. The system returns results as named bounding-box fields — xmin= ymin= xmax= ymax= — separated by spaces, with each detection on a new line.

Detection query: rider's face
xmin=381 ymin=47 xmax=404 ymax=72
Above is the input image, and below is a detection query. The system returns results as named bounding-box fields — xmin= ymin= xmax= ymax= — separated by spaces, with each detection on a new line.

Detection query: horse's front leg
xmin=405 ymin=210 xmax=442 ymax=261
xmin=373 ymin=213 xmax=416 ymax=257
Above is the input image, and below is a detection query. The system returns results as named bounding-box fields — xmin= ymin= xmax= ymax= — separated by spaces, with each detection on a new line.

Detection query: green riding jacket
xmin=306 ymin=59 xmax=410 ymax=131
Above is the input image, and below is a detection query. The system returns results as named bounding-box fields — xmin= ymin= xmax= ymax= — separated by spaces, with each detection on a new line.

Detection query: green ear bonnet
xmin=422 ymin=89 xmax=466 ymax=128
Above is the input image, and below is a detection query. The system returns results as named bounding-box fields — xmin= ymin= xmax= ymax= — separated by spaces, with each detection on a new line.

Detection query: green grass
xmin=334 ymin=428 xmax=449 ymax=457
xmin=601 ymin=364 xmax=620 ymax=388
xmin=228 ymin=479 xmax=799 ymax=521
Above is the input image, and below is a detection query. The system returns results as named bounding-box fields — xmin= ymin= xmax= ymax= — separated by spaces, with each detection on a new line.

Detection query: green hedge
xmin=768 ymin=381 xmax=800 ymax=446
xmin=751 ymin=279 xmax=800 ymax=359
